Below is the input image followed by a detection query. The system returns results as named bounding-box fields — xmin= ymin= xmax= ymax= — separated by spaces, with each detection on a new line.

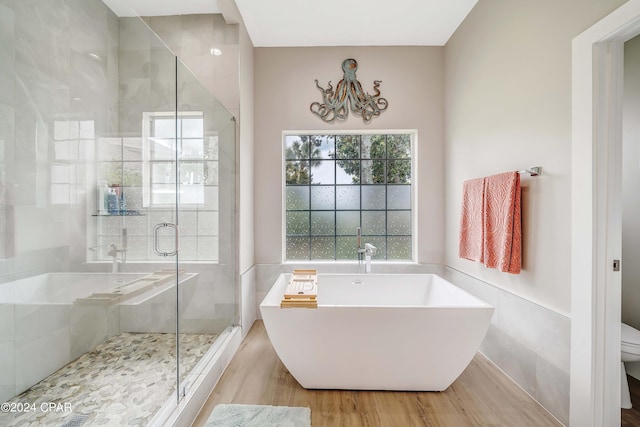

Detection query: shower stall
xmin=0 ymin=0 xmax=238 ymax=425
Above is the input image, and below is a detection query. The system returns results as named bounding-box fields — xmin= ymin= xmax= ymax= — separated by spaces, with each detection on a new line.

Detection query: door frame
xmin=571 ymin=1 xmax=640 ymax=425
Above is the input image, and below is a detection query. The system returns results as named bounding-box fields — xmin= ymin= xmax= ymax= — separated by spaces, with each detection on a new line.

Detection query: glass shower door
xmin=174 ymin=59 xmax=236 ymax=401
xmin=102 ymin=1 xmax=237 ymax=408
xmin=142 ymin=63 xmax=182 ymax=402
xmin=112 ymin=9 xmax=185 ymax=407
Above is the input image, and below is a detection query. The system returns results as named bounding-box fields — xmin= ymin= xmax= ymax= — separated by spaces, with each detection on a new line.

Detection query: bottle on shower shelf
xmin=107 ymin=184 xmax=120 ymax=214
xmin=98 ymin=181 xmax=109 ymax=214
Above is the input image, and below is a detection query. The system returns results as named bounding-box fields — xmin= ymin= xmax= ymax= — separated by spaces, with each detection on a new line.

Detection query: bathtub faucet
xmin=356 ymin=227 xmax=364 ymax=261
xmin=364 ymin=243 xmax=377 ymax=273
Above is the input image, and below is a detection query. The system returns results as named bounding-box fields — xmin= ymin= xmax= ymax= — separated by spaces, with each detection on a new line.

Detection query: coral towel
xmin=482 ymin=172 xmax=522 ymax=274
xmin=458 ymin=177 xmax=485 ymax=263
xmin=458 ymin=172 xmax=522 ymax=274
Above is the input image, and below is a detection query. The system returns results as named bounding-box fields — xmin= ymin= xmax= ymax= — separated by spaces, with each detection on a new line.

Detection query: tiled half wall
xmin=445 ymin=267 xmax=569 ymax=426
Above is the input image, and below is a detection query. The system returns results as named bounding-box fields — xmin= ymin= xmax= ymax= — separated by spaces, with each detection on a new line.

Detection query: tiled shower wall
xmin=0 ymin=0 xmax=120 ymax=402
xmin=100 ymin=16 xmax=236 ymax=266
xmin=0 ymin=0 xmax=119 ymax=284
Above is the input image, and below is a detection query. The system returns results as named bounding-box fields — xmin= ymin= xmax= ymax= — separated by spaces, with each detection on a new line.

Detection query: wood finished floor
xmin=622 ymin=374 xmax=640 ymax=426
xmin=192 ymin=321 xmax=562 ymax=427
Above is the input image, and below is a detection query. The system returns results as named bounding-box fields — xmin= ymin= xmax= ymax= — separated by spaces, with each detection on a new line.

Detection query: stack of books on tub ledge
xmin=281 ymin=269 xmax=318 ymax=308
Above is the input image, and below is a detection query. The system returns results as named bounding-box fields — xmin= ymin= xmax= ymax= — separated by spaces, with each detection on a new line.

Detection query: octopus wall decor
xmin=310 ymin=58 xmax=388 ymax=123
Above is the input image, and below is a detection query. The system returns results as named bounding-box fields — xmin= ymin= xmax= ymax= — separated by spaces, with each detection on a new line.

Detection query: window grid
xmin=149 ymin=116 xmax=213 ymax=207
xmin=285 ymin=134 xmax=412 ymax=261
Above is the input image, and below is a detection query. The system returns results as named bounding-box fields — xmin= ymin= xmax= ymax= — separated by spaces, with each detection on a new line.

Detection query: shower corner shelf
xmin=92 ymin=211 xmax=145 ymax=217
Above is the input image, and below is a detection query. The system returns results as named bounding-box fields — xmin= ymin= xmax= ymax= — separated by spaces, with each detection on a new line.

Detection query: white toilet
xmin=621 ymin=322 xmax=640 ymax=408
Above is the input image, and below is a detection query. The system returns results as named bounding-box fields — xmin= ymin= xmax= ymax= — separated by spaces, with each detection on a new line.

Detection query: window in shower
xmin=52 ymin=119 xmax=95 ymax=205
xmin=284 ymin=132 xmax=415 ymax=261
xmin=93 ymin=112 xmax=219 ymax=261
xmin=143 ymin=112 xmax=218 ymax=207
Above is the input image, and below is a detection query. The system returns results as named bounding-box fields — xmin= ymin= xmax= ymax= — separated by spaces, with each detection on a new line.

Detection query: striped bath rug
xmin=205 ymin=404 xmax=311 ymax=427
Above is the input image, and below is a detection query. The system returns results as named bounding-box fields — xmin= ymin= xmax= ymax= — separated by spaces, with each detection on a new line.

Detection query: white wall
xmin=444 ymin=0 xmax=626 ymax=317
xmin=254 ymin=46 xmax=445 ymax=265
xmin=238 ymin=20 xmax=254 ymax=276
xmin=623 ymin=34 xmax=640 ymax=329
xmin=238 ymin=19 xmax=256 ymax=333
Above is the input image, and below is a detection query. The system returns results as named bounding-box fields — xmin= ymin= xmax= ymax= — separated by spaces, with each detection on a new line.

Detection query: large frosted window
xmin=284 ymin=133 xmax=414 ymax=261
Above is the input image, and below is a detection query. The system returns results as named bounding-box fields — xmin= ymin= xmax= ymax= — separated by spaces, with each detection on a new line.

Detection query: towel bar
xmin=518 ymin=166 xmax=542 ymax=176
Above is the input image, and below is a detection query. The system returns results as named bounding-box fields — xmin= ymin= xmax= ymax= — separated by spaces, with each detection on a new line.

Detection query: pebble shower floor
xmin=0 ymin=332 xmax=218 ymax=426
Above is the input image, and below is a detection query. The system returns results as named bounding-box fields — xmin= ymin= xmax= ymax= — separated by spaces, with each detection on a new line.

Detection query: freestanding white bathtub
xmin=260 ymin=273 xmax=494 ymax=391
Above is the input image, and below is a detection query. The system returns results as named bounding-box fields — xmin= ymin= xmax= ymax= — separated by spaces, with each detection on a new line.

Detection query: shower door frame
xmin=147 ymin=57 xmax=183 ymax=403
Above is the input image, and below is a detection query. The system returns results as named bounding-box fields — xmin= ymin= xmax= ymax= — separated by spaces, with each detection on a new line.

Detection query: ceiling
xmin=102 ymin=0 xmax=478 ymax=47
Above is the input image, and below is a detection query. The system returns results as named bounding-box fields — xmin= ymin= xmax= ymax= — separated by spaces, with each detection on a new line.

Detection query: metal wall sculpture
xmin=310 ymin=58 xmax=388 ymax=123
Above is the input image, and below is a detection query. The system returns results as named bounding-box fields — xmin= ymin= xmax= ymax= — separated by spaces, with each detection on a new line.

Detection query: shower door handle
xmin=153 ymin=222 xmax=179 ymax=257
